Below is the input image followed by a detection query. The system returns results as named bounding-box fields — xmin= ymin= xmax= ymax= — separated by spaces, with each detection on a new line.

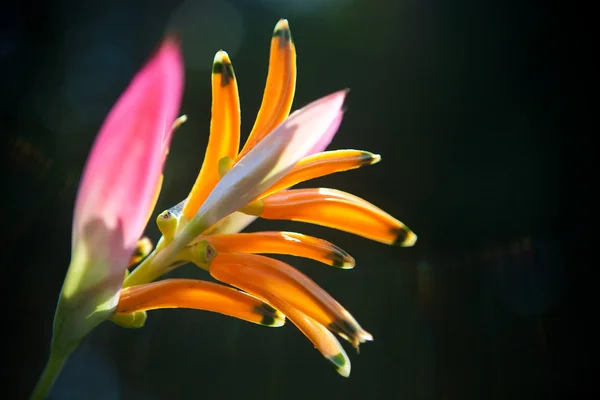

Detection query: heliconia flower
xmin=118 ymin=19 xmax=417 ymax=379
xmin=31 ymin=39 xmax=184 ymax=399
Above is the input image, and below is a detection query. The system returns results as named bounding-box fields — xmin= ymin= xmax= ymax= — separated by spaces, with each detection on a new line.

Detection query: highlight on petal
xmin=209 ymin=253 xmax=372 ymax=348
xmin=272 ymin=300 xmax=351 ymax=377
xmin=116 ymin=279 xmax=285 ymax=327
xmin=204 ymin=231 xmax=355 ymax=269
xmin=237 ymin=18 xmax=297 ymax=160
xmin=258 ymin=188 xmax=417 ymax=247
xmin=260 ymin=150 xmax=381 ymax=199
xmin=178 ymin=90 xmax=347 ymax=244
xmin=183 ymin=50 xmax=241 ymax=219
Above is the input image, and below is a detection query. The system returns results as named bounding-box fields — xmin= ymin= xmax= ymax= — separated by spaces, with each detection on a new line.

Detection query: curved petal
xmin=183 ymin=51 xmax=241 ymax=219
xmin=270 ymin=299 xmax=351 ymax=377
xmin=116 ymin=279 xmax=285 ymax=327
xmin=259 ymin=188 xmax=417 ymax=247
xmin=209 ymin=253 xmax=372 ymax=348
xmin=237 ymin=19 xmax=296 ymax=160
xmin=205 ymin=231 xmax=355 ymax=269
xmin=260 ymin=150 xmax=381 ymax=199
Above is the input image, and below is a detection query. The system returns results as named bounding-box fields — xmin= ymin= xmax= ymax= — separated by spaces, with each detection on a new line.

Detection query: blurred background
xmin=3 ymin=0 xmax=579 ymax=399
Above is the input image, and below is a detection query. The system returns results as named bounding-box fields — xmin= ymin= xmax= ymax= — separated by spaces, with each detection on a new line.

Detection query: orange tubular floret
xmin=205 ymin=231 xmax=355 ymax=269
xmin=259 ymin=188 xmax=417 ymax=247
xmin=259 ymin=150 xmax=381 ymax=199
xmin=237 ymin=19 xmax=296 ymax=160
xmin=209 ymin=253 xmax=372 ymax=348
xmin=183 ymin=51 xmax=241 ymax=219
xmin=115 ymin=279 xmax=284 ymax=327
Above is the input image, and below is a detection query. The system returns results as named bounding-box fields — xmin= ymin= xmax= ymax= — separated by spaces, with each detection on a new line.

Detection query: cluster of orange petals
xmin=116 ymin=20 xmax=416 ymax=377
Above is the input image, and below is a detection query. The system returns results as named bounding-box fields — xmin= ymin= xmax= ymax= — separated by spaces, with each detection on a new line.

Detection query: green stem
xmin=30 ymin=346 xmax=74 ymax=400
xmin=122 ymin=248 xmax=161 ymax=287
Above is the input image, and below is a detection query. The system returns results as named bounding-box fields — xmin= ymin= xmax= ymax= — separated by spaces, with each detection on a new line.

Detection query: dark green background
xmin=3 ymin=0 xmax=578 ymax=399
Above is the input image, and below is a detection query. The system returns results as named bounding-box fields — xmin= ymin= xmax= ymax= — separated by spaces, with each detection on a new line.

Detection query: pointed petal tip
xmin=335 ymin=89 xmax=350 ymax=109
xmin=254 ymin=303 xmax=286 ymax=327
xmin=153 ymin=36 xmax=184 ymax=82
xmin=332 ymin=259 xmax=355 ymax=270
xmin=270 ymin=315 xmax=286 ymax=327
xmin=273 ymin=19 xmax=292 ymax=43
xmin=393 ymin=227 xmax=418 ymax=247
xmin=172 ymin=114 xmax=188 ymax=131
xmin=361 ymin=330 xmax=374 ymax=342
xmin=162 ymin=32 xmax=182 ymax=47
xmin=328 ymin=316 xmax=373 ymax=350
xmin=351 ymin=330 xmax=373 ymax=354
xmin=354 ymin=328 xmax=373 ymax=348
xmin=214 ymin=50 xmax=231 ymax=63
xmin=338 ymin=88 xmax=351 ymax=98
xmin=328 ymin=249 xmax=355 ymax=269
xmin=329 ymin=352 xmax=351 ymax=378
xmin=360 ymin=151 xmax=381 ymax=165
xmin=341 ymin=88 xmax=351 ymax=111
xmin=212 ymin=50 xmax=235 ymax=83
xmin=157 ymin=35 xmax=183 ymax=65
xmin=284 ymin=90 xmax=346 ymax=128
xmin=275 ymin=18 xmax=289 ymax=31
xmin=148 ymin=35 xmax=183 ymax=70
xmin=405 ymin=230 xmax=418 ymax=247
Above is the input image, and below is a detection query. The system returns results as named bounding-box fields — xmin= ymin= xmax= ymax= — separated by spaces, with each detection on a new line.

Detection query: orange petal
xmin=209 ymin=253 xmax=372 ymax=348
xmin=205 ymin=231 xmax=355 ymax=269
xmin=183 ymin=51 xmax=241 ymax=219
xmin=270 ymin=299 xmax=351 ymax=377
xmin=236 ymin=19 xmax=296 ymax=160
xmin=260 ymin=150 xmax=381 ymax=199
xmin=116 ymin=279 xmax=285 ymax=327
xmin=259 ymin=188 xmax=417 ymax=246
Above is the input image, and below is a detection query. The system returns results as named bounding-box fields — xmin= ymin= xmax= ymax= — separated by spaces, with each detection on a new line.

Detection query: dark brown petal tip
xmin=212 ymin=51 xmax=235 ymax=87
xmin=253 ymin=303 xmax=285 ymax=327
xmin=391 ymin=226 xmax=418 ymax=247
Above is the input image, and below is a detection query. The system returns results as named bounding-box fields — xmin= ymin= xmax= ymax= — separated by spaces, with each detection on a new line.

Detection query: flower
xmin=118 ymin=19 xmax=417 ymax=378
xmin=32 ymin=39 xmax=184 ymax=399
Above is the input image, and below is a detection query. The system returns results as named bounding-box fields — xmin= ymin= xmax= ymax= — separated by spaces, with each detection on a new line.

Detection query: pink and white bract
xmin=55 ymin=37 xmax=184 ymax=351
